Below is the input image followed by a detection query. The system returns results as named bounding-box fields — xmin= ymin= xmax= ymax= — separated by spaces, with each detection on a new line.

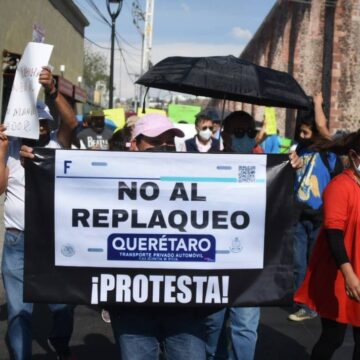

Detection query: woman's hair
xmin=312 ymin=130 xmax=360 ymax=155
xmin=294 ymin=107 xmax=321 ymax=142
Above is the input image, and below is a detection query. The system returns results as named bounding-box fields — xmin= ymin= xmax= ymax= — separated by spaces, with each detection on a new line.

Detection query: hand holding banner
xmin=24 ymin=150 xmax=295 ymax=307
xmin=4 ymin=42 xmax=53 ymax=139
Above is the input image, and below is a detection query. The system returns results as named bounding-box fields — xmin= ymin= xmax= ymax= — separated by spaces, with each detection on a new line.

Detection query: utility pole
xmin=106 ymin=0 xmax=123 ymax=109
xmin=132 ymin=0 xmax=154 ymax=110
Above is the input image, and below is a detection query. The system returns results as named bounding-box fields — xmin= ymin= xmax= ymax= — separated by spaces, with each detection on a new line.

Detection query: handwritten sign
xmin=4 ymin=42 xmax=53 ymax=139
xmin=264 ymin=107 xmax=277 ymax=135
xmin=168 ymin=104 xmax=201 ymax=124
xmin=137 ymin=108 xmax=166 ymax=117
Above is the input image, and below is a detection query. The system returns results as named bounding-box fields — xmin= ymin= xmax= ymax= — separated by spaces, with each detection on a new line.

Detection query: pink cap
xmin=132 ymin=113 xmax=184 ymax=139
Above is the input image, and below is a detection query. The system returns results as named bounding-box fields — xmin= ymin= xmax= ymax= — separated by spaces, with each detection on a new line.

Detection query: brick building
xmin=223 ymin=0 xmax=360 ymax=137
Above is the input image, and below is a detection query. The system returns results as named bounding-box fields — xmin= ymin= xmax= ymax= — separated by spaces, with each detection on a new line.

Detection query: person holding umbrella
xmin=205 ymin=110 xmax=302 ymax=360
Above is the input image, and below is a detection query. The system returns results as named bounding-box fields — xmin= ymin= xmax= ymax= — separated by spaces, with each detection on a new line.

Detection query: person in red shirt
xmin=295 ymin=130 xmax=360 ymax=359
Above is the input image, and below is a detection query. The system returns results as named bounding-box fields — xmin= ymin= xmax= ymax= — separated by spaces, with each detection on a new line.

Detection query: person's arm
xmin=326 ymin=228 xmax=360 ymax=302
xmin=314 ymin=92 xmax=331 ymax=140
xmin=323 ymin=179 xmax=360 ymax=301
xmin=255 ymin=121 xmax=266 ymax=145
xmin=39 ymin=66 xmax=78 ymax=148
xmin=0 ymin=124 xmax=9 ymax=194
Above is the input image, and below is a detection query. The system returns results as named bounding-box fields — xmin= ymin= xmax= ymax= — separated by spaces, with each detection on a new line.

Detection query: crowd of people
xmin=1 ymin=67 xmax=359 ymax=360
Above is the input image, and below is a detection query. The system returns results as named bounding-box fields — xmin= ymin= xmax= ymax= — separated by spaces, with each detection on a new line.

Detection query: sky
xmin=75 ymin=0 xmax=276 ymax=100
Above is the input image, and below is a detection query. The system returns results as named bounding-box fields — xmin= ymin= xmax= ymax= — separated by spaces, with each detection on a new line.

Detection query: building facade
xmin=224 ymin=0 xmax=360 ymax=137
xmin=0 ymin=0 xmax=89 ymax=118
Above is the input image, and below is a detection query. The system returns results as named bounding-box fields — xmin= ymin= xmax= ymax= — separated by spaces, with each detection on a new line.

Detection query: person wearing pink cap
xmin=108 ymin=114 xmax=209 ymax=360
xmin=131 ymin=113 xmax=184 ymax=152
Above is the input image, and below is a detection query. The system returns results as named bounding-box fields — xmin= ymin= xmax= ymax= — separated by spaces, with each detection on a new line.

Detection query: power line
xmin=86 ymin=0 xmax=111 ymax=26
xmin=115 ymin=35 xmax=136 ymax=81
xmin=74 ymin=0 xmax=109 ymax=26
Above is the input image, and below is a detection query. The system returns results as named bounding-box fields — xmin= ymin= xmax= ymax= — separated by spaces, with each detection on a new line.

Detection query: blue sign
xmin=107 ymin=233 xmax=216 ymax=262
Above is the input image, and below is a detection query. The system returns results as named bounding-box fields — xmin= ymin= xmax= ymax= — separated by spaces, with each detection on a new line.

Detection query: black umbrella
xmin=136 ymin=55 xmax=311 ymax=110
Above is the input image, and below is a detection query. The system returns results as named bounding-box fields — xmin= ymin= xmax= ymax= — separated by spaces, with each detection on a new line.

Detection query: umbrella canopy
xmin=136 ymin=55 xmax=311 ymax=110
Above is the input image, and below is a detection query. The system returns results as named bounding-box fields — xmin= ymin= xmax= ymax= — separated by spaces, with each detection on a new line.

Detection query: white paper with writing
xmin=4 ymin=42 xmax=53 ymax=139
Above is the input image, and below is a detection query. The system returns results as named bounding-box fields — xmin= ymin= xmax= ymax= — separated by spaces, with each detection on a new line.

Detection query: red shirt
xmin=294 ymin=169 xmax=360 ymax=325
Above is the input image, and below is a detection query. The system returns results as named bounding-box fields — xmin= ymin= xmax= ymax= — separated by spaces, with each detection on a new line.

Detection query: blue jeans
xmin=1 ymin=229 xmax=74 ymax=360
xmin=205 ymin=307 xmax=260 ymax=360
xmin=110 ymin=308 xmax=206 ymax=360
xmin=205 ymin=308 xmax=227 ymax=359
xmin=293 ymin=220 xmax=320 ymax=315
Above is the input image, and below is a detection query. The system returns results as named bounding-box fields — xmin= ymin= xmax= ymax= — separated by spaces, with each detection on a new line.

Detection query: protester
xmin=288 ymin=94 xmax=342 ymax=322
xmin=106 ymin=113 xmax=210 ymax=360
xmin=0 ymin=67 xmax=78 ymax=360
xmin=125 ymin=114 xmax=139 ymax=136
xmin=77 ymin=109 xmax=113 ymax=150
xmin=205 ymin=110 xmax=302 ymax=360
xmin=109 ymin=126 xmax=132 ymax=151
xmin=212 ymin=118 xmax=221 ymax=141
xmin=294 ymin=130 xmax=360 ymax=359
xmin=184 ymin=112 xmax=220 ymax=152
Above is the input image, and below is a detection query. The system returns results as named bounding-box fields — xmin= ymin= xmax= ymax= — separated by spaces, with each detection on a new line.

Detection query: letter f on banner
xmin=64 ymin=160 xmax=72 ymax=174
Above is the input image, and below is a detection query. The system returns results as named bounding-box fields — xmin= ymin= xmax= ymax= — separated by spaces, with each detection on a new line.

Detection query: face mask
xmin=198 ymin=129 xmax=212 ymax=141
xmin=351 ymin=151 xmax=360 ymax=174
xmin=22 ymin=133 xmax=51 ymax=148
xmin=213 ymin=129 xmax=221 ymax=140
xmin=231 ymin=134 xmax=256 ymax=154
xmin=145 ymin=145 xmax=176 ymax=152
xmin=297 ymin=138 xmax=314 ymax=151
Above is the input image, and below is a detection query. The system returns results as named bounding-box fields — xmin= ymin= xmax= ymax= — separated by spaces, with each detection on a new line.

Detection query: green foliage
xmin=83 ymin=46 xmax=109 ymax=89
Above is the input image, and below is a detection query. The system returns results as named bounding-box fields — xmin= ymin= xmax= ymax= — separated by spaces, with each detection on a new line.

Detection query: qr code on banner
xmin=238 ymin=166 xmax=256 ymax=183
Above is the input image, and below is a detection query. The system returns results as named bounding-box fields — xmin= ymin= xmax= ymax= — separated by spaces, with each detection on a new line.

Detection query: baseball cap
xmin=132 ymin=114 xmax=184 ymax=139
xmin=36 ymin=101 xmax=54 ymax=121
xmin=126 ymin=115 xmax=139 ymax=128
xmin=89 ymin=109 xmax=105 ymax=117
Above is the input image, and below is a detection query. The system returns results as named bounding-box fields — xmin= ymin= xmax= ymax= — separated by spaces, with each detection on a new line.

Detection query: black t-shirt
xmin=77 ymin=127 xmax=113 ymax=150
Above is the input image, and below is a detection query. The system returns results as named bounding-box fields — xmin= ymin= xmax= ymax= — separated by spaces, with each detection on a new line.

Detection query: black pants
xmin=311 ymin=318 xmax=360 ymax=360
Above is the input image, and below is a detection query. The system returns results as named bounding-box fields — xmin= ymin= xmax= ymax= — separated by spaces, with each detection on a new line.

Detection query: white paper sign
xmin=54 ymin=151 xmax=267 ymax=270
xmin=4 ymin=42 xmax=53 ymax=139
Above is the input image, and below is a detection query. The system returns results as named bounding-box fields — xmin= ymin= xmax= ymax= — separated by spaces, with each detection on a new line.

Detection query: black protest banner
xmin=24 ymin=149 xmax=294 ymax=307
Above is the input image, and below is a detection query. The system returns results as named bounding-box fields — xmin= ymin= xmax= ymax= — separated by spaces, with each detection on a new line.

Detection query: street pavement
xmin=0 ymin=194 xmax=354 ymax=360
xmin=0 ymin=292 xmax=354 ymax=359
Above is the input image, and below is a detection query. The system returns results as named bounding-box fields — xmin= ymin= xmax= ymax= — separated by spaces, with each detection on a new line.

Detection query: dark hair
xmin=109 ymin=127 xmax=132 ymax=151
xmin=312 ymin=130 xmax=360 ymax=155
xmin=195 ymin=113 xmax=213 ymax=127
xmin=222 ymin=111 xmax=255 ymax=132
xmin=294 ymin=107 xmax=321 ymax=142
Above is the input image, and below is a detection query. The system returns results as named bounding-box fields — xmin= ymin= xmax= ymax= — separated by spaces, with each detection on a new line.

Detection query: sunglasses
xmin=231 ymin=128 xmax=257 ymax=139
xmin=200 ymin=126 xmax=214 ymax=131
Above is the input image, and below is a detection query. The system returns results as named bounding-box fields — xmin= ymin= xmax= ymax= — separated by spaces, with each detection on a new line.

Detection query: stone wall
xmin=218 ymin=0 xmax=360 ymax=137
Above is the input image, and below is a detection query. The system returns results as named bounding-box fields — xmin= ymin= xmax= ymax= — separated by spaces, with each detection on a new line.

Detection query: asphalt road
xmin=0 ymin=295 xmax=354 ymax=359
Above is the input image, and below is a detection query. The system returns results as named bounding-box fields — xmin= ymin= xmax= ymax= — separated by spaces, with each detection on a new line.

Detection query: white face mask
xmin=198 ymin=128 xmax=212 ymax=141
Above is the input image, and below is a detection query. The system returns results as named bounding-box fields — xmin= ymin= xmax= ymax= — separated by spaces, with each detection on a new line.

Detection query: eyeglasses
xmin=200 ymin=126 xmax=214 ymax=131
xmin=231 ymin=128 xmax=257 ymax=139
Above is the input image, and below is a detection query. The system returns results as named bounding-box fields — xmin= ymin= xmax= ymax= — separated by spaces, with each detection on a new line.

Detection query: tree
xmin=83 ymin=46 xmax=110 ymax=89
